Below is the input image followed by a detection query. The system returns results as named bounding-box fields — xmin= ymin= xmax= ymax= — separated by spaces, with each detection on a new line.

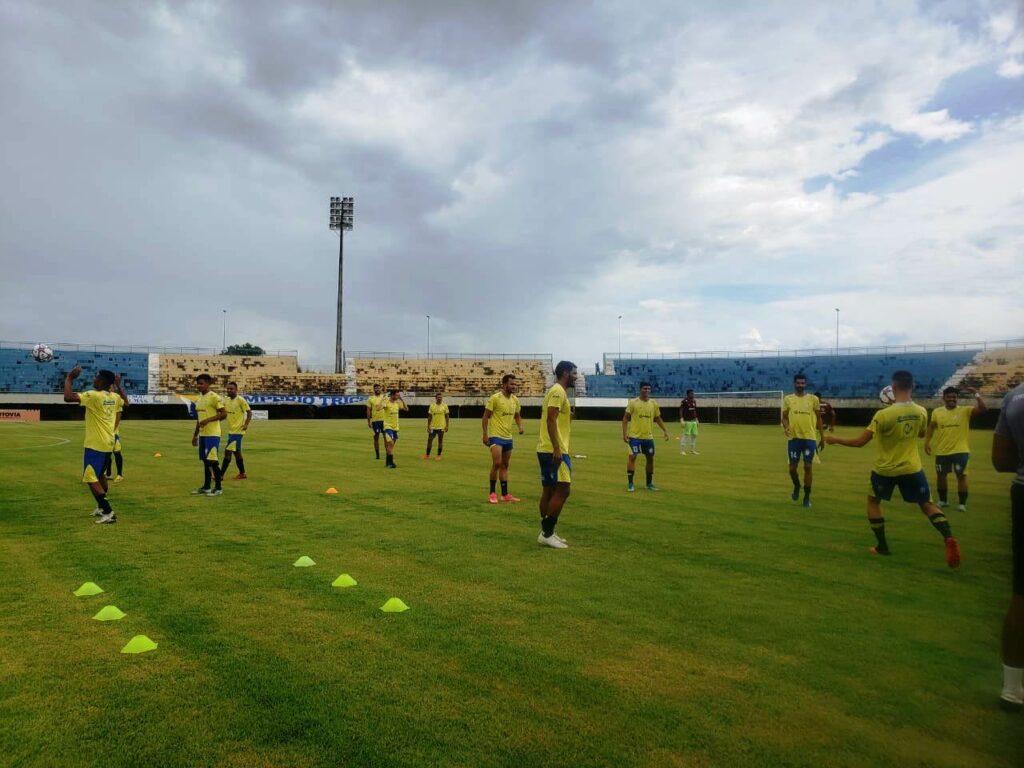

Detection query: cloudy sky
xmin=1 ymin=0 xmax=1022 ymax=370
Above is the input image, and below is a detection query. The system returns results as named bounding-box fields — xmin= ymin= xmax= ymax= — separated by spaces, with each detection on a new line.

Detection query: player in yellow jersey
xmin=536 ymin=361 xmax=577 ymax=549
xmin=365 ymin=384 xmax=386 ymax=460
xmin=382 ymin=389 xmax=408 ymax=468
xmin=221 ymin=381 xmax=253 ymax=480
xmin=191 ymin=374 xmax=227 ymax=496
xmin=622 ymin=382 xmax=670 ymax=492
xmin=63 ymin=365 xmax=127 ymax=524
xmin=424 ymin=392 xmax=450 ymax=460
xmin=826 ymin=370 xmax=960 ymax=568
xmin=925 ymin=386 xmax=986 ymax=512
xmin=104 ymin=382 xmax=125 ymax=483
xmin=482 ymin=374 xmax=525 ymax=503
xmin=782 ymin=374 xmax=823 ymax=508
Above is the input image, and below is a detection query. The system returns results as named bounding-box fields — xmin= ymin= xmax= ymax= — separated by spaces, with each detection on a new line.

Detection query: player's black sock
xmin=203 ymin=464 xmax=212 ymax=489
xmin=627 ymin=471 xmax=635 ymax=485
xmin=938 ymin=488 xmax=948 ymax=503
xmin=791 ymin=475 xmax=800 ymax=490
xmin=645 ymin=472 xmax=653 ymax=486
xmin=501 ymin=481 xmax=508 ymax=496
xmin=220 ymin=456 xmax=231 ymax=475
xmin=114 ymin=453 xmax=123 ymax=476
xmin=870 ymin=517 xmax=889 ymax=552
xmin=236 ymin=455 xmax=245 ymax=474
xmin=386 ymin=454 xmax=394 ymax=467
xmin=490 ymin=478 xmax=497 ymax=493
xmin=541 ymin=516 xmax=556 ymax=537
xmin=207 ymin=460 xmax=222 ymax=490
xmin=804 ymin=486 xmax=812 ymax=501
xmin=437 ymin=439 xmax=443 ymax=456
xmin=958 ymin=491 xmax=968 ymax=505
xmin=927 ymin=511 xmax=952 ymax=539
xmin=375 ymin=443 xmax=380 ymax=459
xmin=95 ymin=494 xmax=112 ymax=514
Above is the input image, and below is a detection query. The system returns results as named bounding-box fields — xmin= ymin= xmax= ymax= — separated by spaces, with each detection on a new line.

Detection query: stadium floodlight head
xmin=330 ymin=196 xmax=354 ymax=232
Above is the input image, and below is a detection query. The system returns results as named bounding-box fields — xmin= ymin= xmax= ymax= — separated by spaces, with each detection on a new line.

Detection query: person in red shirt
xmin=815 ymin=392 xmax=836 ymax=456
xmin=679 ymin=390 xmax=699 ymax=454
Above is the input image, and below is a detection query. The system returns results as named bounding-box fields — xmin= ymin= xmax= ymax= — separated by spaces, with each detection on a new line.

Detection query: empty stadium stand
xmin=0 ymin=346 xmax=149 ymax=393
xmin=587 ymin=350 xmax=982 ymax=399
xmin=354 ymin=356 xmax=550 ymax=396
xmin=152 ymin=355 xmax=348 ymax=394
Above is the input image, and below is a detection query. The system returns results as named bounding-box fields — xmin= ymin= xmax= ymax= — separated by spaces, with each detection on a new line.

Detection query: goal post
xmin=689 ymin=391 xmax=784 ymax=426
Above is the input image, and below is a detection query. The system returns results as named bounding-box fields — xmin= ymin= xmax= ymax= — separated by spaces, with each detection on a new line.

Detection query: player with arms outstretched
xmin=64 ymin=366 xmax=127 ymax=524
xmin=826 ymin=370 xmax=960 ymax=568
xmin=623 ymin=382 xmax=670 ymax=491
xmin=782 ymin=374 xmax=822 ymax=507
xmin=925 ymin=386 xmax=987 ymax=511
xmin=536 ymin=361 xmax=577 ymax=549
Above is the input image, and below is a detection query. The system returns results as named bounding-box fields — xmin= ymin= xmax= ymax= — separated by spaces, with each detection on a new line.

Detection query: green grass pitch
xmin=0 ymin=417 xmax=1020 ymax=767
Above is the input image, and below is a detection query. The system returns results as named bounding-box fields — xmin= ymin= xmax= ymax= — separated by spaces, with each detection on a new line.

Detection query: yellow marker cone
xmin=121 ymin=635 xmax=158 ymax=654
xmin=73 ymin=582 xmax=104 ymax=597
xmin=93 ymin=605 xmax=126 ymax=621
xmin=380 ymin=597 xmax=409 ymax=613
xmin=332 ymin=574 xmax=357 ymax=588
xmin=154 ymin=452 xmax=162 ymax=458
xmin=293 ymin=556 xmax=316 ymax=567
xmin=325 ymin=487 xmax=338 ymax=494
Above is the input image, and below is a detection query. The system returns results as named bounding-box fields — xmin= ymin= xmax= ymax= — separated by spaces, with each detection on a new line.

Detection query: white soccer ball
xmin=879 ymin=385 xmax=896 ymax=405
xmin=31 ymin=343 xmax=54 ymax=363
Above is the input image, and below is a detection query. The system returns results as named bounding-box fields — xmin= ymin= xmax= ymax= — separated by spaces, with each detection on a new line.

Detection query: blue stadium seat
xmin=590 ymin=351 xmax=977 ymax=398
xmin=0 ymin=347 xmax=149 ymax=394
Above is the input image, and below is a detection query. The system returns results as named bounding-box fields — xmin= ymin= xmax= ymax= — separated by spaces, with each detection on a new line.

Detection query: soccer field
xmin=0 ymin=417 xmax=1019 ymax=768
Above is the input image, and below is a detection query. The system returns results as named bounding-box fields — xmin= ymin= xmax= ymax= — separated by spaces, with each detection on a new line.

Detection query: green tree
xmin=222 ymin=343 xmax=265 ymax=356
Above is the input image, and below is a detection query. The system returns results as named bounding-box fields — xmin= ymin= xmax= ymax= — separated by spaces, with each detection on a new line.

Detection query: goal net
xmin=688 ymin=391 xmax=783 ymax=426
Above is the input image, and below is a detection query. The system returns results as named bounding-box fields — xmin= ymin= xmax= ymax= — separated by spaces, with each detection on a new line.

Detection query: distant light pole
xmin=222 ymin=309 xmax=227 ymax=352
xmin=329 ymin=196 xmax=355 ymax=373
xmin=618 ymin=315 xmax=623 ymax=359
xmin=835 ymin=308 xmax=840 ymax=355
xmin=426 ymin=315 xmax=431 ymax=357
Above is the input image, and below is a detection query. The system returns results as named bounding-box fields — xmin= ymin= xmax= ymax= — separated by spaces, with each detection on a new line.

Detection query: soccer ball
xmin=31 ymin=344 xmax=54 ymax=363
xmin=879 ymin=385 xmax=896 ymax=405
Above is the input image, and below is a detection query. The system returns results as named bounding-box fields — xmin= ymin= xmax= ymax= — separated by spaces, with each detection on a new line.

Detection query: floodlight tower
xmin=329 ymin=196 xmax=354 ymax=373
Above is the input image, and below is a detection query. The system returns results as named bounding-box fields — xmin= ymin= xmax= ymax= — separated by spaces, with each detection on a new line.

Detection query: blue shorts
xmin=384 ymin=429 xmax=399 ymax=442
xmin=629 ymin=438 xmax=655 ymax=456
xmin=870 ymin=470 xmax=931 ymax=503
xmin=226 ymin=433 xmax=244 ymax=452
xmin=82 ymin=449 xmax=111 ymax=483
xmin=537 ymin=452 xmax=572 ymax=486
xmin=198 ymin=436 xmax=220 ymax=462
xmin=935 ymin=453 xmax=969 ymax=475
xmin=788 ymin=438 xmax=817 ymax=464
xmin=488 ymin=437 xmax=514 ymax=453
xmin=372 ymin=420 xmax=385 ymax=435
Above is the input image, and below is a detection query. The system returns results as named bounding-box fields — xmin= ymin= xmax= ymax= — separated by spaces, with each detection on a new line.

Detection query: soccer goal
xmin=690 ymin=391 xmax=784 ymax=426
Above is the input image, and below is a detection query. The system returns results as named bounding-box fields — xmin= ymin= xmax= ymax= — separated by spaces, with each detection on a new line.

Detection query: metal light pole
xmin=329 ymin=196 xmax=354 ymax=373
xmin=426 ymin=315 xmax=431 ymax=357
xmin=222 ymin=309 xmax=227 ymax=352
xmin=835 ymin=308 xmax=840 ymax=355
xmin=618 ymin=315 xmax=623 ymax=359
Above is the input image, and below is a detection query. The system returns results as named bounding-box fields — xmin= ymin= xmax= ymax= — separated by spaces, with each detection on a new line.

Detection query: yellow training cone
xmin=121 ymin=635 xmax=158 ymax=654
xmin=325 ymin=487 xmax=338 ymax=494
xmin=93 ymin=605 xmax=126 ymax=621
xmin=332 ymin=574 xmax=357 ymax=588
xmin=293 ymin=556 xmax=316 ymax=567
xmin=154 ymin=452 xmax=162 ymax=458
xmin=380 ymin=597 xmax=409 ymax=613
xmin=73 ymin=582 xmax=104 ymax=597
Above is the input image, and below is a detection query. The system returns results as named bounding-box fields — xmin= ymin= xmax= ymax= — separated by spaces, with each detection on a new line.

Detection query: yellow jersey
xmin=367 ymin=394 xmax=386 ymax=423
xmin=867 ymin=402 xmax=928 ymax=476
xmin=783 ymin=393 xmax=820 ymax=440
xmin=485 ymin=392 xmax=521 ymax=439
xmin=382 ymin=399 xmax=403 ymax=431
xmin=225 ymin=395 xmax=252 ymax=434
xmin=195 ymin=391 xmax=226 ymax=437
xmin=929 ymin=405 xmax=972 ymax=456
xmin=537 ymin=383 xmax=571 ymax=453
xmin=114 ymin=397 xmax=123 ymax=437
xmin=79 ymin=389 xmax=123 ymax=452
xmin=625 ymin=398 xmax=661 ymax=439
xmin=428 ymin=402 xmax=449 ymax=430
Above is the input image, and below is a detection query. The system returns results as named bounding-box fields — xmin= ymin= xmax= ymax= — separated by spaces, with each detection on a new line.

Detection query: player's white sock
xmin=1004 ymin=665 xmax=1024 ymax=702
xmin=691 ymin=438 xmax=698 ymax=453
